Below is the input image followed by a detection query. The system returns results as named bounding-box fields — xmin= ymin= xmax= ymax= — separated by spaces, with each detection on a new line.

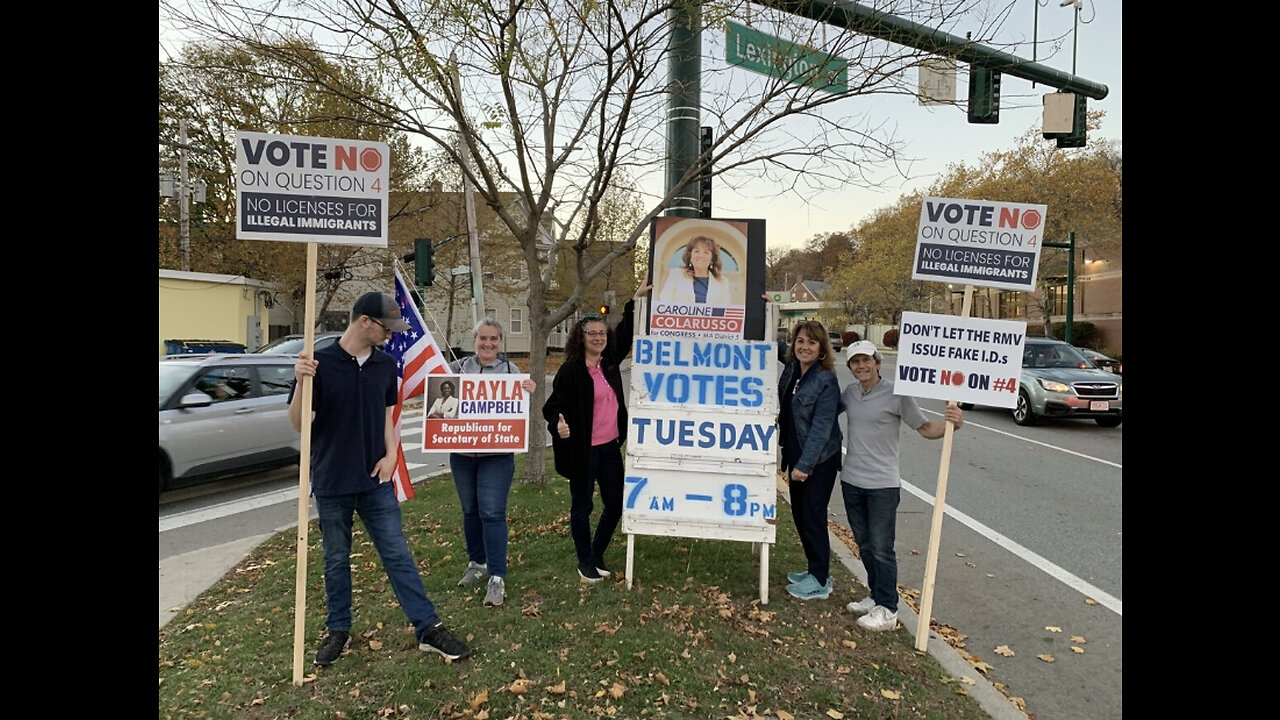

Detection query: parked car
xmin=960 ymin=337 xmax=1122 ymax=427
xmin=253 ymin=332 xmax=342 ymax=355
xmin=159 ymin=353 xmax=301 ymax=498
xmin=828 ymin=332 xmax=844 ymax=352
xmin=1075 ymin=346 xmax=1122 ymax=375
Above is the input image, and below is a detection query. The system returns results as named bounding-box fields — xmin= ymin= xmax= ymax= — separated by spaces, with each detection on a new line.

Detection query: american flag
xmin=711 ymin=307 xmax=746 ymax=319
xmin=384 ymin=267 xmax=450 ymax=502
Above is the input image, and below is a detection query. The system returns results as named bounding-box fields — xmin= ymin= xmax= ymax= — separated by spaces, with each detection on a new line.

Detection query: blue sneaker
xmin=786 ymin=574 xmax=833 ymax=600
xmin=786 ymin=570 xmax=812 ymax=585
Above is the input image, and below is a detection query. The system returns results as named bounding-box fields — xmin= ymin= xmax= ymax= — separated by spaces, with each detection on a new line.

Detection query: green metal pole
xmin=665 ymin=2 xmax=702 ymax=217
xmin=1043 ymin=232 xmax=1076 ymax=343
xmin=1064 ymin=231 xmax=1075 ymax=344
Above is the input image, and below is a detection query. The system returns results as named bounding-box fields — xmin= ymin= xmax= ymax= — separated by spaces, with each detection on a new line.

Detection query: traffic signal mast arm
xmin=756 ymin=0 xmax=1108 ymax=100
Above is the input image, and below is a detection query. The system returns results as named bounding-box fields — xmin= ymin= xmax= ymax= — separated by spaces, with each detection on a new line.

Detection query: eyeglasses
xmin=370 ymin=318 xmax=393 ymax=333
xmin=584 ymin=330 xmax=608 ymax=337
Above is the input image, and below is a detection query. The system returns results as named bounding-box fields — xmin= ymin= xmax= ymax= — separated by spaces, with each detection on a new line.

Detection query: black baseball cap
xmin=351 ymin=292 xmax=410 ymax=333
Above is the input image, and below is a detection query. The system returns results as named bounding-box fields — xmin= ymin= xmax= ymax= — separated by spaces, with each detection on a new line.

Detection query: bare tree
xmin=160 ymin=0 xmax=1009 ymax=483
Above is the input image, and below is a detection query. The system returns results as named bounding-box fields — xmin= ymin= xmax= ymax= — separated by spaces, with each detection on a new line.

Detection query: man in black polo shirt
xmin=289 ymin=291 xmax=471 ymax=666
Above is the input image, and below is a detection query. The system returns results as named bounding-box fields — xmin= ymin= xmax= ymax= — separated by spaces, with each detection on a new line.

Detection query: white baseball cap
xmin=845 ymin=340 xmax=881 ymax=364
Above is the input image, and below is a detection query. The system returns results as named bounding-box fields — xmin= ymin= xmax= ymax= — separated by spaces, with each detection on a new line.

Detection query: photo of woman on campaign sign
xmin=649 ymin=218 xmax=756 ymax=340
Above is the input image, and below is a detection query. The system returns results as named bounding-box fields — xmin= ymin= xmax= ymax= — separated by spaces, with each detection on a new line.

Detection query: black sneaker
xmin=315 ymin=630 xmax=350 ymax=667
xmin=578 ymin=563 xmax=603 ymax=584
xmin=419 ymin=622 xmax=472 ymax=661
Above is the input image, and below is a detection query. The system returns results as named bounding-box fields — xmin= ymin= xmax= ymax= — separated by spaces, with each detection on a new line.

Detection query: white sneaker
xmin=483 ymin=576 xmax=505 ymax=607
xmin=458 ymin=561 xmax=488 ymax=587
xmin=846 ymin=597 xmax=875 ymax=615
xmin=856 ymin=605 xmax=898 ymax=632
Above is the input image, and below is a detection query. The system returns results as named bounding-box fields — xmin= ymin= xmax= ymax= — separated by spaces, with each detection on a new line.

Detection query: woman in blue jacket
xmin=776 ymin=320 xmax=844 ymax=600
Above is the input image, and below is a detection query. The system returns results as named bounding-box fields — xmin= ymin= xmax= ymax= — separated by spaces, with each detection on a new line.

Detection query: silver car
xmin=253 ymin=331 xmax=342 ymax=355
xmin=961 ymin=338 xmax=1122 ymax=428
xmin=159 ymin=354 xmax=300 ymax=497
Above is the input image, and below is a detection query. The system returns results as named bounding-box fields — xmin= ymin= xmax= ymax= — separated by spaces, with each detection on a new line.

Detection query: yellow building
xmin=158 ymin=269 xmax=286 ymax=354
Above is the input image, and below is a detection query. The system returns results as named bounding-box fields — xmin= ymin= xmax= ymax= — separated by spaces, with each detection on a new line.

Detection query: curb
xmin=775 ymin=473 xmax=1025 ymax=720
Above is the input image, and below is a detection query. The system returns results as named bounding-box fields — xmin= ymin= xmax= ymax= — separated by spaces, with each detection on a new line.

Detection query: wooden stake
xmin=292 ymin=243 xmax=318 ymax=685
xmin=913 ymin=284 xmax=971 ymax=652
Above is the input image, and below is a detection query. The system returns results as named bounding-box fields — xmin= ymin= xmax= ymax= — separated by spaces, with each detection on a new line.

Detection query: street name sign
xmin=725 ymin=20 xmax=848 ymax=94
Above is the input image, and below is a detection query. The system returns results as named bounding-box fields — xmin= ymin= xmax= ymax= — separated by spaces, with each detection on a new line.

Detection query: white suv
xmin=159 ymin=354 xmax=301 ymax=498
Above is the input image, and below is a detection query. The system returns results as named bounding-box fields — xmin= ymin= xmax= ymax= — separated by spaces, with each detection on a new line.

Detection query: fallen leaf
xmin=994 ymin=645 xmax=1015 ymax=657
xmin=1037 ymin=654 xmax=1055 ymax=663
xmin=879 ymin=689 xmax=901 ymax=700
xmin=656 ymin=672 xmax=669 ymax=686
xmin=510 ymin=678 xmax=532 ymax=694
xmin=469 ymin=689 xmax=489 ymax=709
xmin=776 ymin=712 xmax=794 ymax=720
xmin=609 ymin=682 xmax=626 ymax=699
xmin=826 ymin=710 xmax=845 ymax=718
xmin=986 ymin=573 xmax=994 ymax=578
xmin=545 ymin=681 xmax=566 ymax=695
xmin=1044 ymin=626 xmax=1061 ymax=633
xmin=955 ymin=553 xmax=966 ymax=558
xmin=966 ymin=562 xmax=976 ymax=568
xmin=971 ymin=661 xmax=994 ymax=674
xmin=959 ymin=677 xmax=976 ymax=685
xmin=368 ymin=640 xmax=382 ymax=650
xmin=728 ymin=652 xmax=736 ymax=663
xmin=1071 ymin=635 xmax=1087 ymax=644
xmin=1071 ymin=646 xmax=1085 ymax=654
xmin=840 ymin=639 xmax=857 ymax=649
xmin=1084 ymin=598 xmax=1098 ymax=606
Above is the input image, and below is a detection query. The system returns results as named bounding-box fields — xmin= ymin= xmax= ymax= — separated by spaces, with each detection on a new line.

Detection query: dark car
xmin=254 ymin=332 xmax=342 ymax=355
xmin=159 ymin=353 xmax=301 ymax=497
xmin=1075 ymin=347 xmax=1121 ymax=375
xmin=960 ymin=337 xmax=1122 ymax=427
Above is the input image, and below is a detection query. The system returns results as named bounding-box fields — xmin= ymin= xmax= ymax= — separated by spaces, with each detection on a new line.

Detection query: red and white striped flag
xmin=384 ymin=267 xmax=450 ymax=502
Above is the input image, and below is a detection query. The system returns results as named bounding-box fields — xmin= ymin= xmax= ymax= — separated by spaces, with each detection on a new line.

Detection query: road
xmin=160 ymin=356 xmax=1121 ymax=720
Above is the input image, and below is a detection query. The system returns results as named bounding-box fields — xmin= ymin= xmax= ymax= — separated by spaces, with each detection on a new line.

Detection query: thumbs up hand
xmin=557 ymin=413 xmax=570 ymax=438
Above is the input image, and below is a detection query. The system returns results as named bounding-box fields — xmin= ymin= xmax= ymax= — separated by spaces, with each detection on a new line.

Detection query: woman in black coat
xmin=542 ymin=282 xmax=648 ymax=583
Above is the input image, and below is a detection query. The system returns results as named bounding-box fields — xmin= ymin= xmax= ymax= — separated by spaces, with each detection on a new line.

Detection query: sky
xmin=715 ymin=0 xmax=1123 ymax=251
xmin=161 ymin=1 xmax=1121 ymax=254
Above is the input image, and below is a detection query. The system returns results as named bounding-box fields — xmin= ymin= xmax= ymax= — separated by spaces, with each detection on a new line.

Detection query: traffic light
xmin=967 ymin=65 xmax=1000 ymax=124
xmin=1057 ymin=93 xmax=1087 ymax=148
xmin=599 ymin=304 xmax=609 ymax=316
xmin=414 ymin=237 xmax=435 ymax=286
xmin=1043 ymin=92 xmax=1087 ymax=148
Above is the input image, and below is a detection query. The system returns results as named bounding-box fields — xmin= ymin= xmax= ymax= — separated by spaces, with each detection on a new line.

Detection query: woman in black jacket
xmin=542 ymin=281 xmax=648 ymax=583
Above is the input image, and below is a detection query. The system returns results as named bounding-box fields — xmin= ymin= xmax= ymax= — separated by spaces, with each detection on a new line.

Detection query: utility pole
xmin=159 ymin=119 xmax=208 ymax=272
xmin=451 ymin=52 xmax=485 ymax=327
xmin=179 ymin=119 xmax=191 ymax=271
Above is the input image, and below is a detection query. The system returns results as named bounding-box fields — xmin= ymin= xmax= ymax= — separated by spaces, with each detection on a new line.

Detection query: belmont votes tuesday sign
xmin=235 ymin=131 xmax=390 ymax=247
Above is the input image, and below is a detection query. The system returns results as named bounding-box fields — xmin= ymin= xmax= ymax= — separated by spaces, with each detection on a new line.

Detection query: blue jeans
xmin=786 ymin=453 xmax=840 ymax=585
xmin=840 ymin=483 xmax=901 ymax=612
xmin=449 ymin=453 xmax=514 ymax=578
xmin=315 ymin=482 xmax=439 ymax=640
xmin=569 ymin=440 xmax=624 ymax=567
